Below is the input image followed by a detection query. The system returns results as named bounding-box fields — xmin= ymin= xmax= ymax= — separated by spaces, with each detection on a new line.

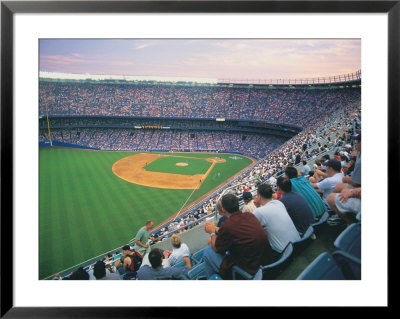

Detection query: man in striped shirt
xmin=284 ymin=166 xmax=327 ymax=220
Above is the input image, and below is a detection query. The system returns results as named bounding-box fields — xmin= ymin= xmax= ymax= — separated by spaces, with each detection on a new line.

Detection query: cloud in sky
xmin=39 ymin=39 xmax=360 ymax=79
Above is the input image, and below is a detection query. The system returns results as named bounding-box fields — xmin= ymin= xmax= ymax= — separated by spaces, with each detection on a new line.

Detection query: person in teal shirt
xmin=133 ymin=220 xmax=154 ymax=257
xmin=284 ymin=166 xmax=327 ymax=219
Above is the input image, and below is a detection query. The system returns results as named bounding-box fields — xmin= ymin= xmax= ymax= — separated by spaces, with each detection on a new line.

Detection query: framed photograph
xmin=1 ymin=0 xmax=396 ymax=315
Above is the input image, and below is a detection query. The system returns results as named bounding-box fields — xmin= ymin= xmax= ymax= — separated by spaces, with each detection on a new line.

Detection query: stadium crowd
xmin=52 ymin=90 xmax=361 ymax=280
xmin=40 ymin=81 xmax=360 ymax=126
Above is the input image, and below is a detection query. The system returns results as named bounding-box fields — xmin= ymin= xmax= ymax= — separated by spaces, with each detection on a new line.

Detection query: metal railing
xmin=218 ymin=70 xmax=361 ymax=85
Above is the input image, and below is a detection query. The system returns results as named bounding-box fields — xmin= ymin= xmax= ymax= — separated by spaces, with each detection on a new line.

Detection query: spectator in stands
xmin=114 ymin=244 xmax=143 ymax=279
xmin=253 ymin=183 xmax=300 ymax=252
xmin=285 ymin=166 xmax=326 ymax=220
xmin=334 ymin=133 xmax=361 ymax=193
xmin=93 ymin=260 xmax=121 ymax=280
xmin=276 ymin=176 xmax=315 ymax=235
xmin=326 ymin=187 xmax=361 ymax=227
xmin=242 ymin=191 xmax=256 ymax=213
xmin=206 ymin=199 xmax=227 ymax=246
xmin=310 ymin=159 xmax=344 ymax=204
xmin=163 ymin=234 xmax=192 ymax=269
xmin=326 ymin=134 xmax=361 ymax=226
xmin=133 ymin=220 xmax=154 ymax=257
xmin=202 ymin=193 xmax=273 ymax=279
xmin=294 ymin=151 xmax=301 ymax=165
xmin=136 ymin=248 xmax=189 ymax=280
xmin=63 ymin=267 xmax=89 ymax=280
xmin=301 ymin=159 xmax=311 ymax=177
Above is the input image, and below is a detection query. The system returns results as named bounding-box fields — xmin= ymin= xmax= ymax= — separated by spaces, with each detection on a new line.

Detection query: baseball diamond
xmin=39 ymin=148 xmax=254 ymax=279
xmin=112 ymin=153 xmax=227 ymax=189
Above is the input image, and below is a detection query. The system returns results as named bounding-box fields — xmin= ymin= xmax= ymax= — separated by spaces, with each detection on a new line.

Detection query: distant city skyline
xmin=40 ymin=39 xmax=361 ymax=80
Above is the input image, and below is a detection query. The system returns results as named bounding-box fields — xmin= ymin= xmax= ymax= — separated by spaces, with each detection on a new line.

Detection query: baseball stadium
xmin=39 ymin=69 xmax=361 ymax=280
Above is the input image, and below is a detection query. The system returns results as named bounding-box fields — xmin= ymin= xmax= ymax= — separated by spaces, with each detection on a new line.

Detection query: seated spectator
xmin=202 ymin=193 xmax=273 ymax=279
xmin=114 ymin=244 xmax=143 ymax=279
xmin=163 ymin=234 xmax=192 ymax=269
xmin=62 ymin=267 xmax=89 ymax=280
xmin=326 ymin=187 xmax=361 ymax=227
xmin=276 ymin=176 xmax=315 ymax=235
xmin=136 ymin=248 xmax=189 ymax=280
xmin=334 ymin=134 xmax=361 ymax=193
xmin=309 ymin=158 xmax=328 ymax=183
xmin=285 ymin=166 xmax=326 ymax=219
xmin=241 ymin=191 xmax=256 ymax=213
xmin=310 ymin=159 xmax=344 ymax=204
xmin=253 ymin=183 xmax=300 ymax=252
xmin=206 ymin=200 xmax=228 ymax=246
xmin=301 ymin=159 xmax=311 ymax=177
xmin=93 ymin=260 xmax=121 ymax=280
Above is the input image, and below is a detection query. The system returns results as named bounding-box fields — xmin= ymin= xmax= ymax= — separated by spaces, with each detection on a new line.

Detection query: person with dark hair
xmin=242 ymin=191 xmax=256 ymax=213
xmin=93 ymin=260 xmax=121 ymax=280
xmin=202 ymin=193 xmax=273 ymax=279
xmin=285 ymin=166 xmax=326 ymax=219
xmin=276 ymin=177 xmax=315 ymax=235
xmin=136 ymin=248 xmax=189 ymax=280
xmin=310 ymin=159 xmax=344 ymax=204
xmin=114 ymin=244 xmax=143 ymax=279
xmin=63 ymin=267 xmax=89 ymax=280
xmin=253 ymin=183 xmax=300 ymax=252
xmin=132 ymin=219 xmax=154 ymax=257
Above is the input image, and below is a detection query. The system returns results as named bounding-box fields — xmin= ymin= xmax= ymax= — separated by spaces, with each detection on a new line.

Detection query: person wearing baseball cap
xmin=310 ymin=158 xmax=344 ymax=204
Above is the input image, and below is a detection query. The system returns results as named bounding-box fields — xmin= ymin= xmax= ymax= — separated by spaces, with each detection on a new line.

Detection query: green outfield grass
xmin=39 ymin=148 xmax=253 ymax=279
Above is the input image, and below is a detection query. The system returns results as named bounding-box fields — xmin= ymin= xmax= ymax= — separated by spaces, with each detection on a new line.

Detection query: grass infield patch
xmin=145 ymin=156 xmax=212 ymax=175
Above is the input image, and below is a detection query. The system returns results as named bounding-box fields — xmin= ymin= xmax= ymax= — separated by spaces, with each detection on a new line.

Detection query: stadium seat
xmin=261 ymin=242 xmax=293 ymax=280
xmin=232 ymin=265 xmax=263 ymax=280
xmin=190 ymin=247 xmax=207 ymax=265
xmin=208 ymin=274 xmax=223 ymax=280
xmin=333 ymin=223 xmax=361 ymax=259
xmin=296 ymin=252 xmax=346 ymax=280
xmin=188 ymin=262 xmax=208 ymax=280
xmin=172 ymin=260 xmax=187 ymax=268
xmin=332 ymin=250 xmax=361 ymax=280
xmin=291 ymin=225 xmax=315 ymax=257
xmin=311 ymin=211 xmax=330 ymax=235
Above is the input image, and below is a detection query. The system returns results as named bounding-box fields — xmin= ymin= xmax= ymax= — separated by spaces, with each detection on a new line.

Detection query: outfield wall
xmin=39 ymin=141 xmax=100 ymax=150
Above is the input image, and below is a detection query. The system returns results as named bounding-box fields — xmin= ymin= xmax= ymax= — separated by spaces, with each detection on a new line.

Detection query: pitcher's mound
xmin=176 ymin=162 xmax=189 ymax=167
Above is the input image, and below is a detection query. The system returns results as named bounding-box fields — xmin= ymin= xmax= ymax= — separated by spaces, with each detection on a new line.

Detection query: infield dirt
xmin=112 ymin=153 xmax=226 ymax=190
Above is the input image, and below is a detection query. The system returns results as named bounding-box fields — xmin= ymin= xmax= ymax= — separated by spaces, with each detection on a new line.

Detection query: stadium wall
xmin=39 ymin=141 xmax=100 ymax=150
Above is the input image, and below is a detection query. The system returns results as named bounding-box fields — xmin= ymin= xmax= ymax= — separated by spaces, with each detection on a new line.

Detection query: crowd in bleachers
xmin=51 ymin=92 xmax=361 ymax=280
xmin=40 ymin=81 xmax=360 ymax=125
xmin=40 ymin=128 xmax=286 ymax=159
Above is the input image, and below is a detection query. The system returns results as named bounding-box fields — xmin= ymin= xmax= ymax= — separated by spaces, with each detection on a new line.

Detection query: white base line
xmin=173 ymin=180 xmax=202 ymax=221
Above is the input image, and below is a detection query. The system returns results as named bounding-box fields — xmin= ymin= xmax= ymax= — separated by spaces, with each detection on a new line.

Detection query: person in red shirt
xmin=202 ymin=193 xmax=273 ymax=279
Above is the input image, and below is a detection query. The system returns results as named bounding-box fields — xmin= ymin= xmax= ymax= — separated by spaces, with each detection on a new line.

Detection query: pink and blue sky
xmin=39 ymin=39 xmax=360 ymax=80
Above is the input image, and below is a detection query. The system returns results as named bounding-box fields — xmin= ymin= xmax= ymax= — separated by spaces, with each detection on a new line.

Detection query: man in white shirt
xmin=310 ymin=159 xmax=344 ymax=204
xmin=253 ymin=183 xmax=300 ymax=253
xmin=163 ymin=234 xmax=192 ymax=269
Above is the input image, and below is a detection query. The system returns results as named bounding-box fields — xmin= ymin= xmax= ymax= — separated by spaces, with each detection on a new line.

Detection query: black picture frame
xmin=1 ymin=0 xmax=396 ymax=316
